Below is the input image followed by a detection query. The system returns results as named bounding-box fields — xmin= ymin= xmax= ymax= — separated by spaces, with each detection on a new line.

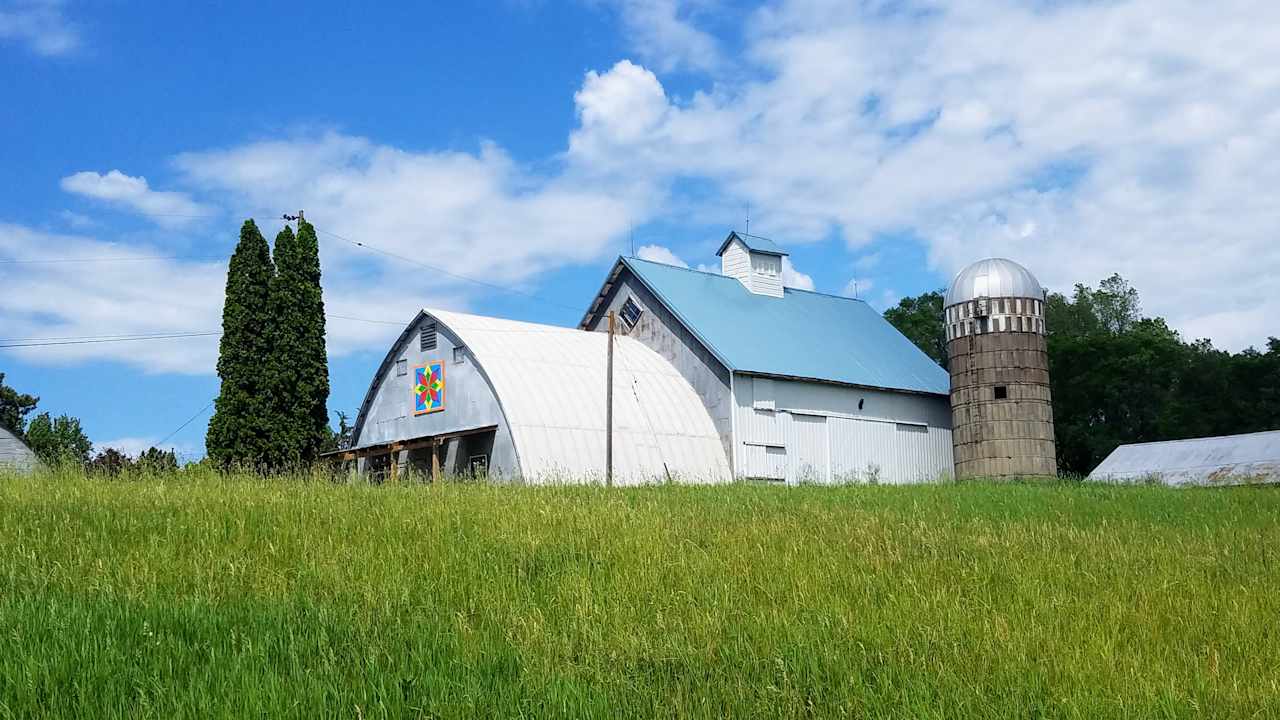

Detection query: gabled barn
xmin=0 ymin=426 xmax=38 ymax=474
xmin=580 ymin=232 xmax=955 ymax=483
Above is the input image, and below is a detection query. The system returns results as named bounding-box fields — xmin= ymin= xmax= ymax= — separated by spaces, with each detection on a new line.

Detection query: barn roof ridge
xmin=588 ymin=255 xmax=950 ymax=397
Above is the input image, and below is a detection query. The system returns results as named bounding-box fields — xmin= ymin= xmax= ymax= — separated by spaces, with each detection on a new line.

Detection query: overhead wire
xmin=156 ymin=399 xmax=216 ymax=448
xmin=310 ymin=225 xmax=584 ymax=314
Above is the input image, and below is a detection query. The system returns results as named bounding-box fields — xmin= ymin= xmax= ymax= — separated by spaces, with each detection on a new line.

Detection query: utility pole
xmin=606 ymin=310 xmax=615 ymax=487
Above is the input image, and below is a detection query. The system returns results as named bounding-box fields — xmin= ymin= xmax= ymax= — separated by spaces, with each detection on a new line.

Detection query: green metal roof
xmin=622 ymin=256 xmax=949 ymax=396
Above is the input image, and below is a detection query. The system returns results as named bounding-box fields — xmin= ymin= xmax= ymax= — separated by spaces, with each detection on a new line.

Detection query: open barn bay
xmin=1 ymin=472 xmax=1277 ymax=718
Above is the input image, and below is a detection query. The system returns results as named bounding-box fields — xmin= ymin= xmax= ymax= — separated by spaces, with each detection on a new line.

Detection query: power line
xmin=157 ymin=399 xmax=215 ymax=448
xmin=0 ymin=331 xmax=220 ymax=349
xmin=0 ymin=314 xmax=407 ymax=347
xmin=312 ymin=226 xmax=582 ymax=313
xmin=0 ymin=254 xmax=226 ymax=265
xmin=326 ymin=313 xmax=405 ymax=326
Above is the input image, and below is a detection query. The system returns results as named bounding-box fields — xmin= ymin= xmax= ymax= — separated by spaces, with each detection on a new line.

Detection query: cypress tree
xmin=268 ymin=218 xmax=330 ymax=467
xmin=207 ymin=220 xmax=276 ymax=470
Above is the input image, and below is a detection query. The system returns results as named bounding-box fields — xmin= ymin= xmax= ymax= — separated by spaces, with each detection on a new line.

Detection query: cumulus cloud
xmin=175 ymin=132 xmax=644 ymax=285
xmin=0 ymin=0 xmax=78 ymax=56
xmin=566 ymin=0 xmax=1280 ymax=349
xmin=0 ymin=221 xmax=455 ymax=374
xmin=610 ymin=0 xmax=722 ymax=73
xmin=636 ymin=243 xmax=689 ymax=267
xmin=61 ymin=170 xmax=213 ymax=226
xmin=781 ymin=257 xmax=814 ymax=291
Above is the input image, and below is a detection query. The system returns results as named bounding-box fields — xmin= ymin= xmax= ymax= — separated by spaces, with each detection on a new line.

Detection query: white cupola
xmin=715 ymin=231 xmax=787 ymax=298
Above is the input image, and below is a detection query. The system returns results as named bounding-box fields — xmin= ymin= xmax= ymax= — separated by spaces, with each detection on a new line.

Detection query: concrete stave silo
xmin=944 ymin=258 xmax=1057 ymax=478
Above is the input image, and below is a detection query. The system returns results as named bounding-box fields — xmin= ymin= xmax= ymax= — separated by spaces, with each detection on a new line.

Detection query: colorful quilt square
xmin=414 ymin=361 xmax=445 ymax=415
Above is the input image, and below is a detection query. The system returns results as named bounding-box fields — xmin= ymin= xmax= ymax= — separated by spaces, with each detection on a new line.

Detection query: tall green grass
xmin=1 ymin=468 xmax=1277 ymax=718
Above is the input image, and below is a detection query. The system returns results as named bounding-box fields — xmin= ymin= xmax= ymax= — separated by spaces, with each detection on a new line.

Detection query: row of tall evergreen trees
xmin=206 ymin=218 xmax=330 ymax=471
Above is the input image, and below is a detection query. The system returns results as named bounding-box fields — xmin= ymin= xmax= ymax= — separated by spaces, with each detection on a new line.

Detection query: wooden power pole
xmin=606 ymin=311 xmax=615 ymax=487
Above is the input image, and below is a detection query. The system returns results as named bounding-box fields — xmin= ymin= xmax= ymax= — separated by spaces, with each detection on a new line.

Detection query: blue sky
xmin=2 ymin=0 xmax=1278 ymax=458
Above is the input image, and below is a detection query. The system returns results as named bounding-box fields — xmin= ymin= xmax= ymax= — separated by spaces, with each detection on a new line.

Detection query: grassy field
xmin=1 ymin=470 xmax=1277 ymax=718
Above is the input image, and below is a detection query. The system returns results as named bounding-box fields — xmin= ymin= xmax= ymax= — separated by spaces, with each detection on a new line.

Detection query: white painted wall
xmin=732 ymin=374 xmax=954 ymax=484
xmin=749 ymin=253 xmax=783 ymax=297
xmin=721 ymin=238 xmax=752 ymax=289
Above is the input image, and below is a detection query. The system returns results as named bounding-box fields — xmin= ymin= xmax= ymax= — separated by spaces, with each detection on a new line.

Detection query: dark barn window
xmin=994 ymin=386 xmax=1008 ymax=400
xmin=619 ymin=297 xmax=643 ymax=329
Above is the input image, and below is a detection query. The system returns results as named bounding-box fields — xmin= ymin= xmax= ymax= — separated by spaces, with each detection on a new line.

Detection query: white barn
xmin=342 ymin=309 xmax=730 ymax=484
xmin=340 ymin=232 xmax=954 ymax=485
xmin=580 ymin=232 xmax=954 ymax=484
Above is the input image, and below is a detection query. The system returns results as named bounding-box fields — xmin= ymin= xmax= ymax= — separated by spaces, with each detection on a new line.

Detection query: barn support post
xmin=431 ymin=438 xmax=442 ymax=483
xmin=606 ymin=310 xmax=616 ymax=487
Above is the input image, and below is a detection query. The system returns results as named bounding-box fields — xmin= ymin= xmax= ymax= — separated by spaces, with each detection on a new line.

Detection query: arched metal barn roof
xmin=419 ymin=309 xmax=730 ymax=483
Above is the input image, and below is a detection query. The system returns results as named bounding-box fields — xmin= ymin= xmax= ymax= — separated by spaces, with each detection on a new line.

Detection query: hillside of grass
xmin=1 ymin=470 xmax=1277 ymax=718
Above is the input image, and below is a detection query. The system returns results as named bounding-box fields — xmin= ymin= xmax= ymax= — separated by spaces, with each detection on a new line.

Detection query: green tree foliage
xmin=89 ymin=446 xmax=179 ymax=476
xmin=25 ymin=412 xmax=92 ymax=466
xmin=883 ymin=290 xmax=948 ymax=369
xmin=323 ymin=410 xmax=355 ymax=453
xmin=888 ymin=274 xmax=1280 ymax=475
xmin=0 ymin=372 xmax=39 ymax=437
xmin=88 ymin=448 xmax=131 ymax=476
xmin=137 ymin=447 xmax=179 ymax=473
xmin=268 ymin=219 xmax=330 ymax=467
xmin=207 ymin=220 xmax=277 ymax=471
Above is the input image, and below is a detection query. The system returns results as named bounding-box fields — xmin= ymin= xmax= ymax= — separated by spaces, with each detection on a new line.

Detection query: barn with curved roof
xmin=341 ymin=308 xmax=731 ymax=484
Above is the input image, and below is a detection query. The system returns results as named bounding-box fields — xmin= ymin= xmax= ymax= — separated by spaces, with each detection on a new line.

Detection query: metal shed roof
xmin=430 ymin=309 xmax=731 ymax=484
xmin=0 ymin=426 xmax=38 ymax=473
xmin=610 ymin=257 xmax=950 ymax=396
xmin=715 ymin=231 xmax=788 ymax=257
xmin=1089 ymin=430 xmax=1280 ymax=485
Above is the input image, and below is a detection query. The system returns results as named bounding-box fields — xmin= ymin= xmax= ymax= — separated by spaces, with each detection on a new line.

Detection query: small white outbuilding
xmin=1089 ymin=430 xmax=1280 ymax=486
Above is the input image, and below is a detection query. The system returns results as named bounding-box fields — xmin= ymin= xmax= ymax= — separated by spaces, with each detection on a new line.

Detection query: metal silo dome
xmin=944 ymin=258 xmax=1044 ymax=307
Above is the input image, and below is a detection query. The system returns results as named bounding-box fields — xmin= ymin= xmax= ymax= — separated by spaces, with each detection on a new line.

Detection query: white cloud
xmin=636 ymin=243 xmax=688 ymax=267
xmin=0 ymin=0 xmax=78 ymax=56
xmin=565 ymin=0 xmax=1280 ymax=350
xmin=175 ymin=132 xmax=645 ymax=285
xmin=0 ymin=223 xmax=225 ymax=373
xmin=0 ymin=222 xmax=455 ymax=374
xmin=61 ymin=170 xmax=213 ymax=226
xmin=781 ymin=256 xmax=814 ymax=290
xmin=610 ymin=0 xmax=722 ymax=73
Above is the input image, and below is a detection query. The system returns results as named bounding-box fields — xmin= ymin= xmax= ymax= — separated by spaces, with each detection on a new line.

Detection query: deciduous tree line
xmin=205 ymin=218 xmax=330 ymax=471
xmin=884 ymin=276 xmax=1280 ymax=475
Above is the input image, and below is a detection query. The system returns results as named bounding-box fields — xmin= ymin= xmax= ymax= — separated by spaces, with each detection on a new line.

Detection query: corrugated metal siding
xmin=431 ymin=309 xmax=731 ymax=485
xmin=1089 ymin=430 xmax=1280 ymax=486
xmin=734 ymin=375 xmax=954 ymax=484
xmin=0 ymin=427 xmax=38 ymax=473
